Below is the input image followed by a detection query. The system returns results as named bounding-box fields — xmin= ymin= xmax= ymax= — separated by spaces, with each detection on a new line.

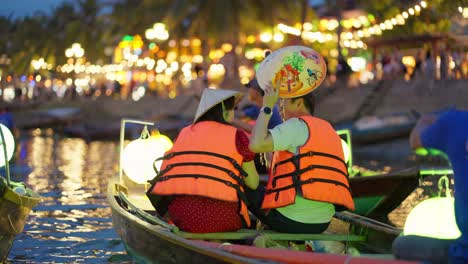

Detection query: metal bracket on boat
xmin=119 ymin=118 xmax=155 ymax=185
xmin=0 ymin=125 xmax=11 ymax=187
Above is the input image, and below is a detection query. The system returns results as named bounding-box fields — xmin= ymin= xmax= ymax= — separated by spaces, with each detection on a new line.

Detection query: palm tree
xmin=162 ymin=0 xmax=306 ymax=86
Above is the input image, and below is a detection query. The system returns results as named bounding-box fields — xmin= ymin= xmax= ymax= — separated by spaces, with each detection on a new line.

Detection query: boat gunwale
xmin=107 ymin=178 xmax=269 ymax=264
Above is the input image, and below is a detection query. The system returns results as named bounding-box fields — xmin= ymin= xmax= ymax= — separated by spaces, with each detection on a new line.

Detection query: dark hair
xmin=292 ymin=92 xmax=316 ymax=115
xmin=195 ymin=96 xmax=236 ymax=124
xmin=245 ymin=79 xmax=264 ymax=96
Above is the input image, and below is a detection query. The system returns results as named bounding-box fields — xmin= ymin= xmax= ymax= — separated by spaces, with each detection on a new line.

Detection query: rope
xmin=8 ymin=214 xmax=17 ymax=234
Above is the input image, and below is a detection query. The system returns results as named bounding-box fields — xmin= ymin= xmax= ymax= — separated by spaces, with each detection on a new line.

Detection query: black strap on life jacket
xmin=271 ymin=164 xmax=348 ymax=188
xmin=149 ymin=161 xmax=244 ymax=188
xmin=265 ymin=177 xmax=351 ymax=202
xmin=273 ymin=150 xmax=347 ymax=173
xmin=154 ymin=150 xmax=248 ymax=177
xmin=153 ymin=173 xmax=249 ymax=206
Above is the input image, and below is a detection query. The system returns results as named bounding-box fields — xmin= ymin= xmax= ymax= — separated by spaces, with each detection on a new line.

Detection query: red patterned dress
xmin=167 ymin=130 xmax=255 ymax=233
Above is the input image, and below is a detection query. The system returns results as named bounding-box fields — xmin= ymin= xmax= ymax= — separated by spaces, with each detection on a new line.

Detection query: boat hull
xmin=108 ymin=180 xmax=417 ymax=264
xmin=108 ymin=183 xmax=261 ymax=264
xmin=0 ymin=184 xmax=41 ymax=262
xmin=350 ymin=168 xmax=420 ymax=220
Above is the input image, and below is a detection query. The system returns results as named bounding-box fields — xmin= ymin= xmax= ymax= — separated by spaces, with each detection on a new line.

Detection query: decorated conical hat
xmin=256 ymin=45 xmax=327 ymax=99
xmin=194 ymin=88 xmax=244 ymax=123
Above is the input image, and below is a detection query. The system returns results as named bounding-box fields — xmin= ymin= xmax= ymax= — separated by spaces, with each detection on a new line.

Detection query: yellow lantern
xmin=122 ymin=128 xmax=173 ymax=184
xmin=0 ymin=124 xmax=15 ymax=167
xmin=403 ymin=176 xmax=461 ymax=239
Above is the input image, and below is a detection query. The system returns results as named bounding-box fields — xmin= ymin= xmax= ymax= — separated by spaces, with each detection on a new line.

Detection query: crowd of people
xmin=378 ymin=48 xmax=467 ymax=81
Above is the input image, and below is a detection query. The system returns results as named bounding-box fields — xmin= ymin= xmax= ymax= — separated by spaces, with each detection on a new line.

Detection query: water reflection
xmin=9 ymin=130 xmax=127 ymax=263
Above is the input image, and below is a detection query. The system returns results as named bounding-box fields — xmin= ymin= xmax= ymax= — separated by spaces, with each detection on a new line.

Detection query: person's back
xmin=249 ymin=86 xmax=354 ymax=234
xmin=147 ymin=88 xmax=259 ymax=233
xmin=424 ymin=51 xmax=435 ymax=78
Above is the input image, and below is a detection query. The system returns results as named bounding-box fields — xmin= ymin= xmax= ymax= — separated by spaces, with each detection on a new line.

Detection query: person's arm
xmin=249 ymin=83 xmax=279 ymax=153
xmin=409 ymin=114 xmax=438 ymax=150
xmin=231 ymin=119 xmax=253 ymax=133
xmin=241 ymin=161 xmax=259 ymax=190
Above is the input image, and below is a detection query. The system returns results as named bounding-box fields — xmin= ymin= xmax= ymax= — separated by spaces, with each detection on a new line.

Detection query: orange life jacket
xmin=148 ymin=121 xmax=251 ymax=227
xmin=262 ymin=116 xmax=354 ymax=211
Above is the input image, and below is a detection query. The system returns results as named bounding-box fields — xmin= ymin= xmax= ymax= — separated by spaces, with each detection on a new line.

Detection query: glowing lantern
xmin=341 ymin=139 xmax=351 ymax=164
xmin=256 ymin=46 xmax=327 ymax=98
xmin=0 ymin=124 xmax=15 ymax=167
xmin=403 ymin=176 xmax=461 ymax=239
xmin=122 ymin=130 xmax=173 ymax=184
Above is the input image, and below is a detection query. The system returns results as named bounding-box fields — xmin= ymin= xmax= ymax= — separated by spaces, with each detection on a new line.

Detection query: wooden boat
xmin=335 ymin=112 xmax=418 ymax=145
xmin=348 ymin=167 xmax=420 ymax=221
xmin=108 ymin=177 xmax=416 ymax=264
xmin=63 ymin=117 xmax=190 ymax=141
xmin=0 ymin=178 xmax=41 ymax=262
xmin=107 ymin=119 xmax=421 ymax=263
xmin=15 ymin=107 xmax=81 ymax=130
xmin=0 ymin=125 xmax=41 ymax=262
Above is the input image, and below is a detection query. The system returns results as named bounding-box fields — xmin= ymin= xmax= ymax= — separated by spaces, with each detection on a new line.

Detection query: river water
xmin=4 ymin=130 xmax=450 ymax=263
xmin=7 ymin=129 xmax=130 ymax=263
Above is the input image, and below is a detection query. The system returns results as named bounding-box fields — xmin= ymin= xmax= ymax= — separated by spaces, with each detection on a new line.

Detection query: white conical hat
xmin=194 ymin=88 xmax=244 ymax=123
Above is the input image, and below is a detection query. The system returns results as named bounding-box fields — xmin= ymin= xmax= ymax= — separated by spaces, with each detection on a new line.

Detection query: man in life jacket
xmin=147 ymin=88 xmax=260 ymax=233
xmin=248 ymin=82 xmax=354 ymax=234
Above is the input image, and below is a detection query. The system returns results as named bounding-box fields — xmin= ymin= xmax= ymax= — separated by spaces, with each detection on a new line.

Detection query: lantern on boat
xmin=122 ymin=127 xmax=173 ymax=184
xmin=341 ymin=139 xmax=351 ymax=164
xmin=0 ymin=124 xmax=15 ymax=167
xmin=256 ymin=45 xmax=327 ymax=99
xmin=403 ymin=175 xmax=461 ymax=239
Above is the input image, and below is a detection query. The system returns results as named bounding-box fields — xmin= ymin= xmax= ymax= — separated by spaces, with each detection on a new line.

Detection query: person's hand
xmin=262 ymin=80 xmax=279 ymax=108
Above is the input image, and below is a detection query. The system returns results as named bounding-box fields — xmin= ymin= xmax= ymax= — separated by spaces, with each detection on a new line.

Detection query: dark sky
xmin=0 ymin=0 xmax=69 ymax=18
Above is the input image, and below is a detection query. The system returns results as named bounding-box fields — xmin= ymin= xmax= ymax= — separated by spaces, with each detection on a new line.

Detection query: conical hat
xmin=194 ymin=88 xmax=243 ymax=123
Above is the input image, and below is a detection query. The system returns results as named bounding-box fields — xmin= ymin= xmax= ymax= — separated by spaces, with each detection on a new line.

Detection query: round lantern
xmin=256 ymin=46 xmax=327 ymax=99
xmin=122 ymin=132 xmax=173 ymax=184
xmin=0 ymin=124 xmax=15 ymax=167
xmin=403 ymin=176 xmax=461 ymax=239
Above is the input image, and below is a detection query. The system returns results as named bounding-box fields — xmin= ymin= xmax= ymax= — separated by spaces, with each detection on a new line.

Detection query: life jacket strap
xmin=266 ymin=178 xmax=352 ymax=201
xmin=273 ymin=151 xmax=347 ymax=172
xmin=150 ymin=161 xmax=244 ymax=188
xmin=272 ymin=164 xmax=348 ymax=188
xmin=155 ymin=150 xmax=247 ymax=177
xmin=153 ymin=173 xmax=250 ymax=206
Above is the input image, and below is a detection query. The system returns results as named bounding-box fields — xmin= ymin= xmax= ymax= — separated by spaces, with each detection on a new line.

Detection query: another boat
xmin=0 ymin=124 xmax=41 ymax=262
xmin=335 ymin=112 xmax=418 ymax=145
xmin=15 ymin=107 xmax=81 ymax=130
xmin=107 ymin=119 xmax=417 ymax=263
xmin=0 ymin=179 xmax=41 ymax=262
xmin=348 ymin=167 xmax=420 ymax=221
xmin=63 ymin=115 xmax=190 ymax=141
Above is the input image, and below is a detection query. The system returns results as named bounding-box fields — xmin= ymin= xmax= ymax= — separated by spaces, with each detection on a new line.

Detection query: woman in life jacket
xmin=147 ymin=88 xmax=259 ymax=233
xmin=248 ymin=82 xmax=354 ymax=234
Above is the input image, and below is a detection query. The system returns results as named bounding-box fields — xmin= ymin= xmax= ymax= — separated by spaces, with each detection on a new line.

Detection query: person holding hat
xmin=147 ymin=88 xmax=259 ymax=233
xmin=248 ymin=82 xmax=354 ymax=234
xmin=237 ymin=78 xmax=282 ymax=131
